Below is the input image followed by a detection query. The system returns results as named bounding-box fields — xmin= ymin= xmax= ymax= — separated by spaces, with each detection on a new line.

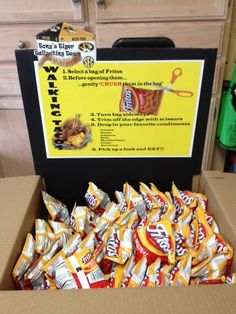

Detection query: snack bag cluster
xmin=12 ymin=181 xmax=235 ymax=290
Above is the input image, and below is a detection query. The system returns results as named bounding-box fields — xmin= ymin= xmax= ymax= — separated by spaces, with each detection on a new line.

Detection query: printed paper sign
xmin=34 ymin=60 xmax=204 ymax=158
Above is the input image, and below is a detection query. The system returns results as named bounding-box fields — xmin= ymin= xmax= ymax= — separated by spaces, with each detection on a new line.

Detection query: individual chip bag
xmin=24 ymin=238 xmax=62 ymax=289
xmin=115 ymin=191 xmax=128 ymax=215
xmin=104 ymin=227 xmax=133 ymax=265
xmin=85 ymin=182 xmax=111 ymax=216
xmin=123 ymin=182 xmax=146 ymax=220
xmin=171 ymin=194 xmax=192 ymax=228
xmin=94 ymin=202 xmax=120 ymax=237
xmin=137 ymin=219 xmax=176 ymax=264
xmin=127 ymin=256 xmax=147 ymax=288
xmin=48 ymin=220 xmax=72 ymax=246
xmin=57 ymin=248 xmax=109 ymax=289
xmin=171 ymin=182 xmax=197 ymax=210
xmin=192 ymin=234 xmax=218 ymax=266
xmin=194 ymin=192 xmax=208 ymax=211
xmin=12 ymin=233 xmax=36 ymax=289
xmin=119 ymin=85 xmax=163 ymax=115
xmin=69 ymin=204 xmax=88 ymax=237
xmin=191 ymin=254 xmax=229 ymax=279
xmin=139 ymin=182 xmax=161 ymax=211
xmin=35 ymin=219 xmax=55 ymax=254
xmin=174 ymin=224 xmax=192 ymax=260
xmin=150 ymin=183 xmax=175 ymax=222
xmin=43 ymin=233 xmax=82 ymax=280
xmin=159 ymin=264 xmax=173 ymax=286
xmin=121 ymin=255 xmax=136 ymax=288
xmin=169 ymin=253 xmax=192 ymax=286
xmin=141 ymin=257 xmax=162 ymax=287
xmin=42 ymin=191 xmax=70 ymax=224
xmin=191 ymin=203 xmax=218 ymax=265
xmin=205 ymin=211 xmax=220 ymax=234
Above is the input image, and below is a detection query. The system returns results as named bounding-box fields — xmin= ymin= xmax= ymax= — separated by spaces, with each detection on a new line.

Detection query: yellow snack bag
xmin=94 ymin=202 xmax=120 ymax=237
xmin=150 ymin=183 xmax=175 ymax=220
xmin=127 ymin=256 xmax=147 ymax=288
xmin=85 ymin=182 xmax=111 ymax=215
xmin=104 ymin=227 xmax=133 ymax=264
xmin=115 ymin=191 xmax=128 ymax=214
xmin=141 ymin=257 xmax=162 ymax=287
xmin=69 ymin=205 xmax=88 ymax=237
xmin=192 ymin=234 xmax=218 ymax=266
xmin=12 ymin=233 xmax=36 ymax=288
xmin=139 ymin=182 xmax=160 ymax=211
xmin=63 ymin=248 xmax=108 ymax=289
xmin=169 ymin=253 xmax=192 ymax=286
xmin=42 ymin=191 xmax=70 ymax=224
xmin=121 ymin=255 xmax=136 ymax=287
xmin=123 ymin=182 xmax=146 ymax=219
xmin=191 ymin=254 xmax=229 ymax=279
xmin=172 ymin=182 xmax=197 ymax=209
xmin=174 ymin=224 xmax=192 ymax=259
xmin=137 ymin=219 xmax=176 ymax=264
xmin=24 ymin=239 xmax=62 ymax=289
xmin=48 ymin=220 xmax=72 ymax=246
xmin=43 ymin=233 xmax=82 ymax=280
xmin=35 ymin=219 xmax=55 ymax=254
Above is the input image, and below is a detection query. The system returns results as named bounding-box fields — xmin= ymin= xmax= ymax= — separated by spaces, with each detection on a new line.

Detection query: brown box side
xmin=200 ymin=171 xmax=236 ymax=272
xmin=0 ymin=176 xmax=44 ymax=289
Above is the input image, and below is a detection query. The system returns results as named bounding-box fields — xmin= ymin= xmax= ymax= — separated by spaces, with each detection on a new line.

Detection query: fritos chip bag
xmin=137 ymin=219 xmax=176 ymax=264
xmin=35 ymin=219 xmax=55 ymax=254
xmin=60 ymin=248 xmax=108 ymax=289
xmin=42 ymin=191 xmax=70 ymax=224
xmin=12 ymin=233 xmax=36 ymax=289
xmin=85 ymin=182 xmax=111 ymax=216
xmin=119 ymin=85 xmax=163 ymax=115
xmin=69 ymin=205 xmax=88 ymax=236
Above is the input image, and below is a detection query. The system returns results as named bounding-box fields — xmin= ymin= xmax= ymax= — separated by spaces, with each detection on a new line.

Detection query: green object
xmin=216 ymin=66 xmax=236 ymax=151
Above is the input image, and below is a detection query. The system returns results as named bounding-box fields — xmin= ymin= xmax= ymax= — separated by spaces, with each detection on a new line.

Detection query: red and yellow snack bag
xmin=24 ymin=239 xmax=62 ymax=289
xmin=94 ymin=202 xmax=120 ymax=237
xmin=104 ymin=227 xmax=133 ymax=264
xmin=140 ymin=182 xmax=160 ymax=211
xmin=205 ymin=211 xmax=220 ymax=234
xmin=64 ymin=248 xmax=108 ymax=289
xmin=119 ymin=85 xmax=163 ymax=115
xmin=48 ymin=220 xmax=72 ymax=246
xmin=191 ymin=254 xmax=229 ymax=279
xmin=85 ymin=182 xmax=111 ymax=216
xmin=12 ymin=233 xmax=36 ymax=289
xmin=123 ymin=182 xmax=146 ymax=220
xmin=137 ymin=219 xmax=176 ymax=264
xmin=42 ymin=191 xmax=70 ymax=224
xmin=192 ymin=234 xmax=218 ymax=266
xmin=169 ymin=253 xmax=192 ymax=286
xmin=174 ymin=225 xmax=192 ymax=259
xmin=194 ymin=192 xmax=208 ymax=211
xmin=172 ymin=182 xmax=197 ymax=210
xmin=35 ymin=219 xmax=55 ymax=254
xmin=43 ymin=233 xmax=82 ymax=280
xmin=115 ymin=191 xmax=128 ymax=215
xmin=121 ymin=255 xmax=136 ymax=288
xmin=69 ymin=205 xmax=88 ymax=237
xmin=150 ymin=183 xmax=175 ymax=221
xmin=141 ymin=257 xmax=162 ymax=287
xmin=127 ymin=256 xmax=147 ymax=288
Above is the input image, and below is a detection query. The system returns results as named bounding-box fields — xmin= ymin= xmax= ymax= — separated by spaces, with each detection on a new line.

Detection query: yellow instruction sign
xmin=34 ymin=60 xmax=204 ymax=158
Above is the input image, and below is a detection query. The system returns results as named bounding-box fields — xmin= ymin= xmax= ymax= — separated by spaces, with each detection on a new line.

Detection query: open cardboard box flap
xmin=0 ymin=171 xmax=236 ymax=314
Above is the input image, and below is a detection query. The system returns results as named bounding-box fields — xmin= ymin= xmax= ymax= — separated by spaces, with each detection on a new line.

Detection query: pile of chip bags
xmin=12 ymin=181 xmax=236 ymax=289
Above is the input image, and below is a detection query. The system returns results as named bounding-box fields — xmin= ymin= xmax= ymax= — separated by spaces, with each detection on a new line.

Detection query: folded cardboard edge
xmin=0 ymin=285 xmax=236 ymax=314
xmin=0 ymin=176 xmax=44 ymax=289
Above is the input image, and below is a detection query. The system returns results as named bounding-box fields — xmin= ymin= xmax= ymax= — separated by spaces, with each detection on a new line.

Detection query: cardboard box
xmin=0 ymin=171 xmax=236 ymax=313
